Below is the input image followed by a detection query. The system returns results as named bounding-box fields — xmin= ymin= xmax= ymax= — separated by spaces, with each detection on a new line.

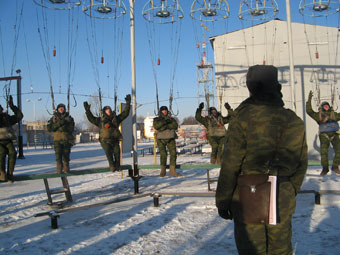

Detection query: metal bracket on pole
xmin=151 ymin=193 xmax=162 ymax=207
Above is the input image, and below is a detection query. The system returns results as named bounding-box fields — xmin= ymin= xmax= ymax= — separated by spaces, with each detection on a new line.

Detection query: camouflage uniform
xmin=47 ymin=104 xmax=75 ymax=173
xmin=216 ymin=65 xmax=308 ymax=255
xmin=84 ymin=95 xmax=131 ymax=172
xmin=306 ymin=92 xmax=340 ymax=175
xmin=0 ymin=96 xmax=23 ymax=182
xmin=195 ymin=103 xmax=233 ymax=164
xmin=153 ymin=106 xmax=179 ymax=177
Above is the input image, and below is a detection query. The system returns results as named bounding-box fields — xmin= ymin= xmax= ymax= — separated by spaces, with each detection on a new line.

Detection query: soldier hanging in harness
xmin=83 ymin=94 xmax=131 ymax=172
xmin=0 ymin=96 xmax=23 ymax=183
xmin=153 ymin=106 xmax=179 ymax=177
xmin=47 ymin=103 xmax=75 ymax=174
xmin=306 ymin=90 xmax=340 ymax=176
xmin=195 ymin=102 xmax=234 ymax=164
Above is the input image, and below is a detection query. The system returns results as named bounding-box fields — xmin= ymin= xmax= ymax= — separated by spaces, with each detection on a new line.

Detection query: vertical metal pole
xmin=129 ymin=0 xmax=138 ymax=173
xmin=34 ymin=101 xmax=37 ymax=149
xmin=286 ymin=0 xmax=296 ymax=112
xmin=17 ymin=76 xmax=24 ymax=159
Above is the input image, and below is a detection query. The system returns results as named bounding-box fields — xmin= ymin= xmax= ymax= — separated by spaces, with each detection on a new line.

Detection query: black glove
xmin=125 ymin=94 xmax=131 ymax=103
xmin=8 ymin=96 xmax=14 ymax=108
xmin=83 ymin=101 xmax=90 ymax=111
xmin=199 ymin=102 xmax=204 ymax=109
xmin=308 ymin=91 xmax=313 ymax=100
xmin=224 ymin=102 xmax=231 ymax=110
xmin=218 ymin=208 xmax=233 ymax=220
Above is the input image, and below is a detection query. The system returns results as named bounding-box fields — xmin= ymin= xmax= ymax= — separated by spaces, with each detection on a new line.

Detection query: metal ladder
xmin=43 ymin=176 xmax=73 ymax=206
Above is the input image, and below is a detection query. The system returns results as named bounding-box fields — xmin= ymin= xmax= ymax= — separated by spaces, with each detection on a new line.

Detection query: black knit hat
xmin=246 ymin=65 xmax=283 ymax=106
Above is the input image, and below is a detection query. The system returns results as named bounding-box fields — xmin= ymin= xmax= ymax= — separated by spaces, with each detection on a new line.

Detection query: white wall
xmin=211 ymin=20 xmax=340 ymax=159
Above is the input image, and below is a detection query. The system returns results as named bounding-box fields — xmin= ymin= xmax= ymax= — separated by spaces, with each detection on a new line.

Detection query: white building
xmin=210 ymin=19 xmax=340 ymax=159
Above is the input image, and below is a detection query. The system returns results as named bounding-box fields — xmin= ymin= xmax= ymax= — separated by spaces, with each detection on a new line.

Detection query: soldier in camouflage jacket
xmin=306 ymin=91 xmax=340 ymax=176
xmin=216 ymin=65 xmax=307 ymax=255
xmin=195 ymin=102 xmax=233 ymax=164
xmin=83 ymin=94 xmax=131 ymax=172
xmin=0 ymin=96 xmax=23 ymax=182
xmin=153 ymin=106 xmax=179 ymax=177
xmin=47 ymin=103 xmax=75 ymax=173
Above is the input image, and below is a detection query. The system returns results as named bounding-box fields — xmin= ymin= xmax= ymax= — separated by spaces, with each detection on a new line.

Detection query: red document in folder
xmin=268 ymin=176 xmax=277 ymax=225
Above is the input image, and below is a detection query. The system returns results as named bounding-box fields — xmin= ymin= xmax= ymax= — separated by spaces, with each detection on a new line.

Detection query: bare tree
xmin=137 ymin=115 xmax=145 ymax=123
xmin=181 ymin=116 xmax=198 ymax=125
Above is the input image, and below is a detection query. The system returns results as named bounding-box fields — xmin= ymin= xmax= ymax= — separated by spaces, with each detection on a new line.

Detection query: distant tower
xmin=197 ymin=33 xmax=214 ymax=110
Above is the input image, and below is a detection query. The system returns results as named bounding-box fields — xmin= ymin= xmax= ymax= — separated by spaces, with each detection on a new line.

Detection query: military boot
xmin=56 ymin=162 xmax=62 ymax=174
xmin=320 ymin=166 xmax=329 ymax=176
xmin=332 ymin=164 xmax=340 ymax=174
xmin=210 ymin=157 xmax=216 ymax=164
xmin=109 ymin=165 xmax=116 ymax=172
xmin=63 ymin=162 xmax=70 ymax=173
xmin=160 ymin=165 xmax=166 ymax=177
xmin=169 ymin=165 xmax=179 ymax=177
xmin=6 ymin=174 xmax=14 ymax=183
xmin=0 ymin=170 xmax=7 ymax=182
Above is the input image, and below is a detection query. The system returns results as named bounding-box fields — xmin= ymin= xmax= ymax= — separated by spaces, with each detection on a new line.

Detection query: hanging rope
xmin=66 ymin=7 xmax=80 ymax=113
xmin=168 ymin=20 xmax=182 ymax=115
xmin=36 ymin=6 xmax=55 ymax=111
xmin=85 ymin=14 xmax=102 ymax=114
xmin=145 ymin=19 xmax=160 ymax=113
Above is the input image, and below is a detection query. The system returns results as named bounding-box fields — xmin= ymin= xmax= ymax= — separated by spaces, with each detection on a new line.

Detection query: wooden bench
xmin=13 ymin=165 xmax=133 ymax=206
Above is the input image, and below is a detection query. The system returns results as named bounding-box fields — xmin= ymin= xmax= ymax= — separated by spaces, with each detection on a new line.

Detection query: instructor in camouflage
xmin=84 ymin=94 xmax=131 ymax=172
xmin=153 ymin=106 xmax=179 ymax=177
xmin=216 ymin=65 xmax=307 ymax=255
xmin=0 ymin=96 xmax=23 ymax=183
xmin=47 ymin=103 xmax=75 ymax=174
xmin=195 ymin=102 xmax=233 ymax=164
xmin=306 ymin=91 xmax=340 ymax=176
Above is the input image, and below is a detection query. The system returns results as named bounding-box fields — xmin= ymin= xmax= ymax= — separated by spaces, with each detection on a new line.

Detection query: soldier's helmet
xmin=56 ymin=103 xmax=66 ymax=110
xmin=320 ymin=101 xmax=331 ymax=111
xmin=208 ymin=107 xmax=218 ymax=115
xmin=103 ymin=106 xmax=112 ymax=112
xmin=160 ymin=106 xmax=168 ymax=111
xmin=159 ymin=106 xmax=168 ymax=115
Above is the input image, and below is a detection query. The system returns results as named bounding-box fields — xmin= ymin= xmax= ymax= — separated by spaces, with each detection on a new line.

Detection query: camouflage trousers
xmin=53 ymin=141 xmax=72 ymax=164
xmin=319 ymin=133 xmax=340 ymax=167
xmin=0 ymin=140 xmax=17 ymax=175
xmin=232 ymin=181 xmax=296 ymax=255
xmin=100 ymin=139 xmax=121 ymax=168
xmin=207 ymin=136 xmax=225 ymax=161
xmin=157 ymin=138 xmax=177 ymax=166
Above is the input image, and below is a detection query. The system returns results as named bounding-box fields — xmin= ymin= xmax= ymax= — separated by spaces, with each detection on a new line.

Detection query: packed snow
xmin=1 ymin=142 xmax=340 ymax=254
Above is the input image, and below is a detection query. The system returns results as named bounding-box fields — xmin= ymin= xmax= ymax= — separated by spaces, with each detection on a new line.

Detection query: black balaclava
xmin=245 ymin=65 xmax=284 ymax=107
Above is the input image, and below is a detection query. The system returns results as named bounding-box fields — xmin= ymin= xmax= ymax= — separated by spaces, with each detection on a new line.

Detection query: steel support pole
xmin=286 ymin=0 xmax=296 ymax=112
xmin=129 ymin=0 xmax=138 ymax=173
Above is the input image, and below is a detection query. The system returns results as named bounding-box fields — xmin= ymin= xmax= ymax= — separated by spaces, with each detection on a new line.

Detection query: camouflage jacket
xmin=306 ymin=96 xmax=340 ymax=135
xmin=153 ymin=113 xmax=178 ymax=140
xmin=47 ymin=112 xmax=75 ymax=142
xmin=0 ymin=104 xmax=23 ymax=141
xmin=85 ymin=103 xmax=130 ymax=141
xmin=216 ymin=97 xmax=308 ymax=211
xmin=195 ymin=107 xmax=233 ymax=137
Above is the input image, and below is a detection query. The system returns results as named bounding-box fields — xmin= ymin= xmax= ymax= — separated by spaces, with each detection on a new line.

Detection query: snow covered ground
xmin=1 ymin=143 xmax=340 ymax=254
